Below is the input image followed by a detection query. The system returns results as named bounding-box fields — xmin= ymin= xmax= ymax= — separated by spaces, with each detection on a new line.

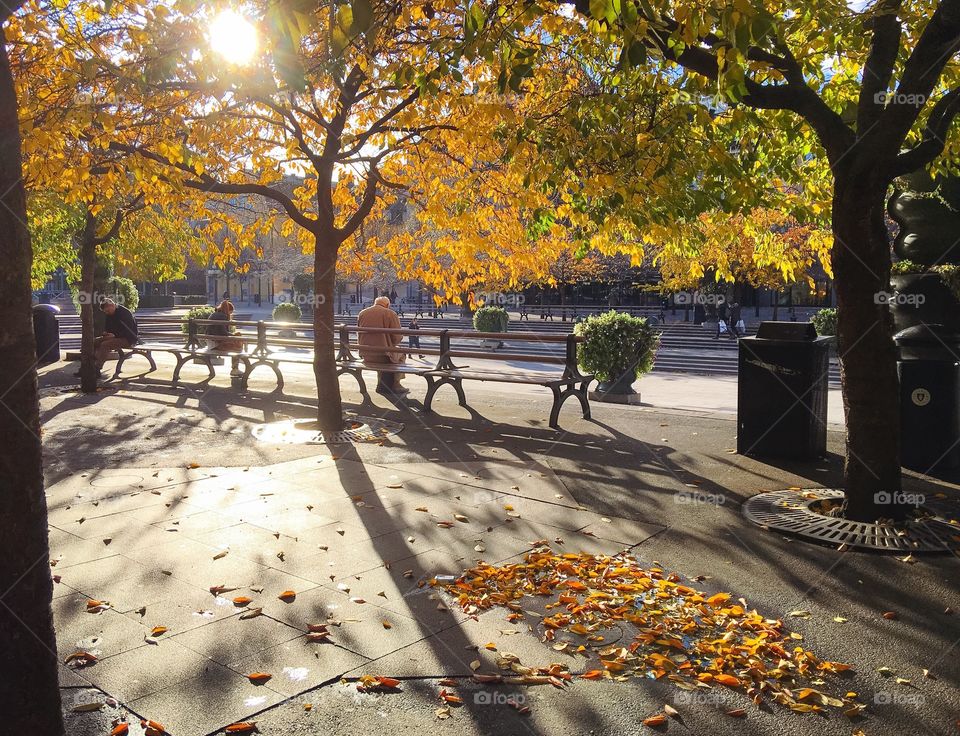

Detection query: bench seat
xmin=111 ymin=323 xmax=594 ymax=429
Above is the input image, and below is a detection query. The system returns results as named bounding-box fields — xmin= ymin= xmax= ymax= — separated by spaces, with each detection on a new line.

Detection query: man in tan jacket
xmin=357 ymin=296 xmax=408 ymax=394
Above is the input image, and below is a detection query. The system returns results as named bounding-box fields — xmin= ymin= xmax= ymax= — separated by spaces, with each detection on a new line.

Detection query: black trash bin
xmin=895 ymin=325 xmax=960 ymax=473
xmin=33 ymin=303 xmax=61 ymax=366
xmin=737 ymin=321 xmax=831 ymax=459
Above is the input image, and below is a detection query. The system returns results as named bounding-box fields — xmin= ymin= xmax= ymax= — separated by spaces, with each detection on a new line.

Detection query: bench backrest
xmin=131 ymin=316 xmax=589 ymax=377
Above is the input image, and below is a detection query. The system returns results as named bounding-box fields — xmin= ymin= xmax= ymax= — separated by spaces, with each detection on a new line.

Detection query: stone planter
xmin=589 ymin=368 xmax=642 ymax=405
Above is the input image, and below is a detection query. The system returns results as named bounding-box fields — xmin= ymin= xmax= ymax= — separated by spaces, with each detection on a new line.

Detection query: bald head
xmin=374 ymin=296 xmax=390 ymax=308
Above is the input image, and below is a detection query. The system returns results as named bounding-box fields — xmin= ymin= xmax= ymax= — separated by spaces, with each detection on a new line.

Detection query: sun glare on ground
xmin=209 ymin=9 xmax=258 ymax=65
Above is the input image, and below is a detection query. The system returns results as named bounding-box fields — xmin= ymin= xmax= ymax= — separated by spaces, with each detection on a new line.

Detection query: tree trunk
xmin=0 ymin=37 xmax=65 ymax=735
xmin=313 ymin=233 xmax=343 ymax=432
xmin=78 ymin=221 xmax=97 ymax=393
xmin=832 ymin=175 xmax=903 ymax=521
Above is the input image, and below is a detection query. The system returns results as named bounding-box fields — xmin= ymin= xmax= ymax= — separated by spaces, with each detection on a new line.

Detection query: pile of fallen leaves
xmin=433 ymin=548 xmax=862 ymax=718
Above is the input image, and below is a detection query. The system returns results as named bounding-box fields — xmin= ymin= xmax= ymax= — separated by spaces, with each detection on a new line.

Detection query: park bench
xmin=112 ymin=317 xmax=594 ymax=429
xmin=230 ymin=323 xmax=593 ymax=428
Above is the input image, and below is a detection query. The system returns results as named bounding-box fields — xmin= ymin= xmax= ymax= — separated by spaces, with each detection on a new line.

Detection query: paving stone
xmin=53 ymin=593 xmax=150 ymax=661
xmin=86 ymin=637 xmax=216 ymax=702
xmin=116 ymin=588 xmax=243 ymax=635
xmin=51 ymin=513 xmax=174 ymax=549
xmin=128 ymin=661 xmax=285 ymax=735
xmin=169 ymin=609 xmax=303 ymax=666
xmin=52 ymin=554 xmax=150 ymax=593
xmin=74 ymin=568 xmax=203 ymax=614
xmin=229 ymin=636 xmax=369 ymax=696
xmin=49 ymin=529 xmax=118 ymax=570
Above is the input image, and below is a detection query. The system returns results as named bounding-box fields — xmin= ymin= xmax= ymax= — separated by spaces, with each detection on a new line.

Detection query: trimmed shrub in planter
xmin=473 ymin=305 xmax=508 ymax=333
xmin=473 ymin=305 xmax=508 ymax=348
xmin=574 ymin=311 xmax=659 ymax=401
xmin=272 ymin=302 xmax=302 ymax=322
xmin=273 ymin=302 xmax=302 ymax=339
xmin=810 ymin=308 xmax=837 ymax=337
xmin=181 ymin=305 xmax=214 ymax=334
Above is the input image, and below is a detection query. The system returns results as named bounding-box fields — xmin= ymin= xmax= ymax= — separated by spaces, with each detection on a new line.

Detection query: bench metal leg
xmin=113 ymin=351 xmax=127 ymax=379
xmin=577 ymin=379 xmax=592 ymax=420
xmin=243 ymin=360 xmax=284 ymax=392
xmin=115 ymin=349 xmax=157 ymax=379
xmin=171 ymin=353 xmax=189 ymax=383
xmin=423 ymin=375 xmax=466 ymax=412
xmin=549 ymin=381 xmax=592 ymax=429
xmin=337 ymin=367 xmax=366 ymax=394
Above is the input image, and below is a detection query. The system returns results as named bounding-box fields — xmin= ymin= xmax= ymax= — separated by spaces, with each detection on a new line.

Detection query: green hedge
xmin=473 ymin=305 xmax=508 ymax=333
xmin=181 ymin=305 xmax=214 ymax=334
xmin=810 ymin=308 xmax=837 ymax=337
xmin=272 ymin=302 xmax=302 ymax=322
xmin=574 ymin=310 xmax=659 ymax=382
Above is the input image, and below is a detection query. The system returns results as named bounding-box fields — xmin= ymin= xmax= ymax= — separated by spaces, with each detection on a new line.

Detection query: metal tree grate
xmin=742 ymin=489 xmax=960 ymax=552
xmin=251 ymin=415 xmax=404 ymax=445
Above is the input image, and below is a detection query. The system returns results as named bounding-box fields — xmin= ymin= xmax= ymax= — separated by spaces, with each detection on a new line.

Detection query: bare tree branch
xmin=893 ymin=85 xmax=960 ymax=174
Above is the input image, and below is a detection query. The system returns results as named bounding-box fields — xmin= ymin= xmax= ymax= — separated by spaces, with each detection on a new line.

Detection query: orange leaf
xmin=376 ymin=676 xmax=402 ymax=689
xmin=714 ymin=674 xmax=741 ymax=687
xmin=150 ymin=626 xmax=168 ymax=637
xmin=726 ymin=708 xmax=747 ymax=718
xmin=233 ymin=596 xmax=253 ymax=606
xmin=580 ymin=670 xmax=604 ymax=680
xmin=706 ymin=592 xmax=731 ymax=607
xmin=278 ymin=590 xmax=296 ymax=601
xmin=642 ymin=714 xmax=667 ymax=726
xmin=111 ymin=725 xmax=129 ymax=736
xmin=226 ymin=724 xmax=258 ymax=733
xmin=247 ymin=673 xmax=272 ymax=684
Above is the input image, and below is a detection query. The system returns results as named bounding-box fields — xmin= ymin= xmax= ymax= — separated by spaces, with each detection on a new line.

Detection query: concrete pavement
xmin=35 ymin=356 xmax=959 ymax=736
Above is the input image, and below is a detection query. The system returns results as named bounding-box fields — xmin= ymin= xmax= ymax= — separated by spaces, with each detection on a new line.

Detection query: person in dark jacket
xmin=407 ymin=317 xmax=424 ymax=358
xmin=206 ymin=300 xmax=244 ymax=351
xmin=729 ymin=302 xmax=743 ymax=338
xmin=94 ymin=298 xmax=138 ymax=369
xmin=714 ymin=299 xmax=729 ymax=339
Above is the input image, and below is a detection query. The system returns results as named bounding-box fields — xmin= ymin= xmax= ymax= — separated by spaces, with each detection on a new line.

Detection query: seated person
xmin=358 ymin=296 xmax=407 ymax=394
xmin=206 ymin=300 xmax=244 ymax=351
xmin=93 ymin=298 xmax=139 ymax=370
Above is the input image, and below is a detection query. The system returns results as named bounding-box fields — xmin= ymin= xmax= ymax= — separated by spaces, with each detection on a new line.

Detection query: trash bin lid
xmin=755 ymin=321 xmax=818 ymax=341
xmin=32 ymin=303 xmax=61 ymax=314
xmin=895 ymin=323 xmax=960 ymax=360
